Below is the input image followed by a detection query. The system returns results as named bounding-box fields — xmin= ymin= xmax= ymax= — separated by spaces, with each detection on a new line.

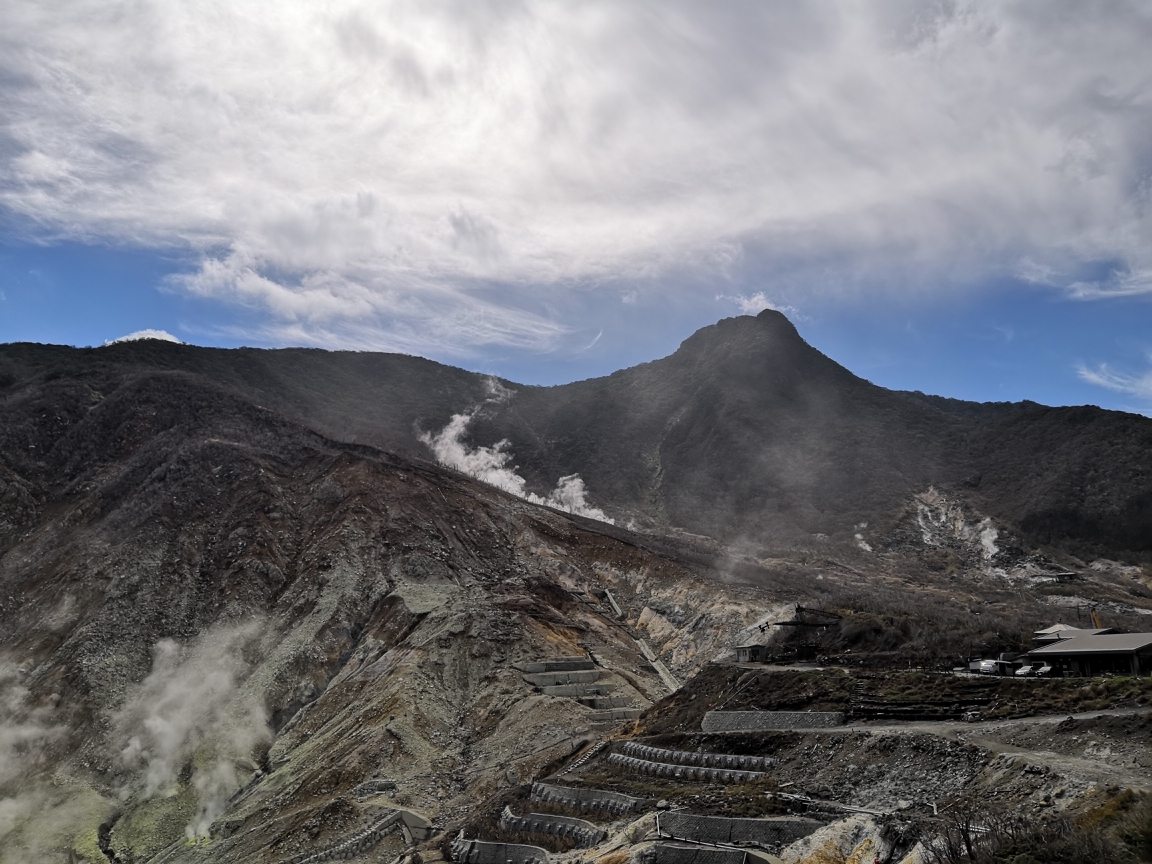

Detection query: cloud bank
xmin=2 ymin=2 xmax=1151 ymax=353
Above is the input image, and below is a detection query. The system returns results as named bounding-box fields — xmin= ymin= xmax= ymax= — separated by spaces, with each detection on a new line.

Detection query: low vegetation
xmin=925 ymin=791 xmax=1152 ymax=864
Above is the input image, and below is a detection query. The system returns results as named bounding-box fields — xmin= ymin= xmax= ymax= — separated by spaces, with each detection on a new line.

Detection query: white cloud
xmin=1077 ymin=360 xmax=1152 ymax=402
xmin=2 ymin=2 xmax=1152 ymax=353
xmin=732 ymin=293 xmax=779 ymax=315
xmin=105 ymin=329 xmax=183 ymax=345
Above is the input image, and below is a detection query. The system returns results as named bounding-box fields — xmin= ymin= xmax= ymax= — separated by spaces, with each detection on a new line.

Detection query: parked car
xmin=1015 ymin=662 xmax=1041 ymax=677
xmin=976 ymin=659 xmax=1013 ymax=675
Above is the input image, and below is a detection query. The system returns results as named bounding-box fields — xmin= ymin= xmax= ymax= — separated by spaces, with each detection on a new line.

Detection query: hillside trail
xmin=798 ymin=708 xmax=1152 ymax=791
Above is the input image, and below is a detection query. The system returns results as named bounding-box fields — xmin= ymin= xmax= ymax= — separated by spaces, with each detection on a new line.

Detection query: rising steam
xmin=421 ymin=383 xmax=613 ymax=523
xmin=116 ymin=622 xmax=270 ymax=838
xmin=0 ymin=661 xmax=65 ymax=851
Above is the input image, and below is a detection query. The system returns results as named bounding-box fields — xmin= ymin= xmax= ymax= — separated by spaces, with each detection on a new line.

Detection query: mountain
xmin=3 ymin=310 xmax=1150 ymax=559
xmin=2 ymin=314 xmax=1151 ymax=863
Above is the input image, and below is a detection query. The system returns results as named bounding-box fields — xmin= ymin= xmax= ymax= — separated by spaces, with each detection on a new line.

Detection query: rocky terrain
xmin=1 ymin=315 xmax=1150 ymax=863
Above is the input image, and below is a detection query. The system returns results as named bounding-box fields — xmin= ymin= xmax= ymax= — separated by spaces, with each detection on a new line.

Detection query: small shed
xmin=735 ymin=643 xmax=769 ymax=664
xmin=1027 ymin=633 xmax=1152 ymax=677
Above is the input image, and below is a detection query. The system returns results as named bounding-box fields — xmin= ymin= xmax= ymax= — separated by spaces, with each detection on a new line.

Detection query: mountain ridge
xmin=2 ymin=309 xmax=1150 ymax=559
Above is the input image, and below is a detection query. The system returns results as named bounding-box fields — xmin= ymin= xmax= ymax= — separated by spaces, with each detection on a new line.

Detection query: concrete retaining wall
xmin=523 ymin=670 xmax=600 ymax=687
xmin=530 ymin=782 xmax=649 ymax=816
xmin=606 ymin=753 xmax=764 ymax=783
xmin=577 ymin=695 xmax=633 ymax=709
xmin=281 ymin=811 xmax=403 ymax=864
xmin=701 ymin=711 xmax=844 ymax=732
xmin=619 ymin=742 xmax=775 ymax=771
xmin=519 ymin=658 xmax=596 ymax=673
xmin=540 ymin=684 xmax=610 ymax=697
xmin=500 ymin=808 xmax=606 ymax=848
xmin=450 ymin=836 xmax=547 ymax=864
xmin=647 ymin=843 xmax=751 ymax=864
xmin=588 ymin=708 xmax=642 ymax=722
xmin=658 ymin=813 xmax=822 ymax=847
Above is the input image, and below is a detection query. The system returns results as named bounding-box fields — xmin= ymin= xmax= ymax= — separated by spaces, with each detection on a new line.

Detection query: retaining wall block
xmin=659 ymin=813 xmax=823 ymax=847
xmin=529 ymin=782 xmax=649 ymax=815
xmin=605 ymin=753 xmax=764 ymax=784
xmin=700 ymin=711 xmax=844 ymax=732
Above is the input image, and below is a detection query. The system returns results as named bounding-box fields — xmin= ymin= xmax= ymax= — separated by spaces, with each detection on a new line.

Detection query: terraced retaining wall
xmin=578 ymin=695 xmax=632 ymax=709
xmin=606 ymin=753 xmax=765 ymax=783
xmin=619 ymin=742 xmax=775 ymax=771
xmin=518 ymin=658 xmax=596 ymax=673
xmin=645 ymin=843 xmax=757 ymax=864
xmin=281 ymin=810 xmax=403 ymax=864
xmin=540 ymin=684 xmax=609 ymax=697
xmin=701 ymin=711 xmax=844 ymax=732
xmin=499 ymin=807 xmax=606 ymax=848
xmin=530 ymin=782 xmax=650 ymax=815
xmin=523 ymin=670 xmax=600 ymax=687
xmin=658 ymin=813 xmax=822 ymax=847
xmin=450 ymin=837 xmax=548 ymax=864
xmin=589 ymin=707 xmax=642 ymax=722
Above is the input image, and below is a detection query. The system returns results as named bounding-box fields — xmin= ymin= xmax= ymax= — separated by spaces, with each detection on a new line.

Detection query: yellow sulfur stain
xmin=794 ymin=835 xmax=876 ymax=864
xmin=845 ymin=837 xmax=876 ymax=864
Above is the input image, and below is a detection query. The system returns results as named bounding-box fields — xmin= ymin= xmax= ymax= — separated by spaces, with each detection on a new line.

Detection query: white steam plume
xmin=421 ymin=402 xmax=613 ymax=524
xmin=116 ymin=622 xmax=270 ymax=838
xmin=0 ymin=664 xmax=62 ymax=788
xmin=0 ymin=660 xmax=68 ymax=857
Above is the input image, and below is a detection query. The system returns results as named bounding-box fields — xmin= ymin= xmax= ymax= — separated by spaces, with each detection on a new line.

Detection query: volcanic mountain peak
xmin=2 ymin=314 xmax=1151 ymax=863
xmin=2 ymin=311 xmax=1151 ymax=559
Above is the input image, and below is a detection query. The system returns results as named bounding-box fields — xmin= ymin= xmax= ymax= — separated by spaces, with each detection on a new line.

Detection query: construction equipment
xmin=1091 ymin=607 xmax=1103 ymax=629
xmin=773 ymin=606 xmax=843 ymax=628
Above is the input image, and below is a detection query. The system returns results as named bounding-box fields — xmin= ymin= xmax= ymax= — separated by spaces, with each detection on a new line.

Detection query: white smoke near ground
xmin=187 ymin=759 xmax=239 ymax=840
xmin=0 ymin=660 xmax=67 ymax=854
xmin=421 ymin=387 xmax=613 ymax=523
xmin=0 ymin=664 xmax=61 ymax=788
xmin=115 ymin=622 xmax=270 ymax=839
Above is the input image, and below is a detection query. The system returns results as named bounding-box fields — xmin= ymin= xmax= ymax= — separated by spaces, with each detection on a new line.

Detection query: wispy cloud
xmin=2 ymin=2 xmax=1152 ymax=352
xmin=1077 ymin=359 xmax=1152 ymax=403
xmin=1067 ymin=269 xmax=1152 ymax=300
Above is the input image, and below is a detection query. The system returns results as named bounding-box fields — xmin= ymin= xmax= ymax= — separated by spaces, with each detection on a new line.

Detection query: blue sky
xmin=2 ymin=3 xmax=1151 ymax=412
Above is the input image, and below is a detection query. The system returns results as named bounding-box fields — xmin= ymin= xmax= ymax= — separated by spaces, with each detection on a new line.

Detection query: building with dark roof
xmin=1032 ymin=624 xmax=1112 ymax=644
xmin=1027 ymin=633 xmax=1152 ymax=677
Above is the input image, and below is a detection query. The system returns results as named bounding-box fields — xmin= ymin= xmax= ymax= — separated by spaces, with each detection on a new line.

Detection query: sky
xmin=1 ymin=1 xmax=1151 ymax=413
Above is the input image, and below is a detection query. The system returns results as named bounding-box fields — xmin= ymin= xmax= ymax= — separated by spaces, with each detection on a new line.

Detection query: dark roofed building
xmin=1027 ymin=633 xmax=1152 ymax=677
xmin=1032 ymin=623 xmax=1112 ymax=644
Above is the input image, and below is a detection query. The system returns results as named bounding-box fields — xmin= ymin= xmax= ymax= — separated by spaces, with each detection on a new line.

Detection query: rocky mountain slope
xmin=2 ymin=316 xmax=1151 ymax=863
xmin=0 ymin=367 xmax=787 ymax=862
xmin=3 ymin=310 xmax=1150 ymax=559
